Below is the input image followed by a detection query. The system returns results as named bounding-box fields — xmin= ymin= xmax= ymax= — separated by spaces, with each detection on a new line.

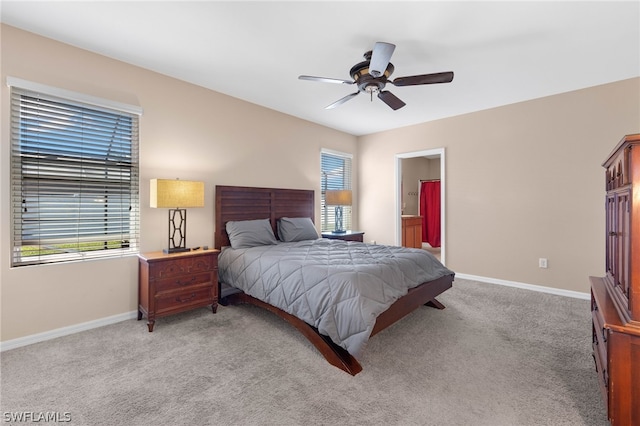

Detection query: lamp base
xmin=165 ymin=208 xmax=190 ymax=254
xmin=163 ymin=247 xmax=191 ymax=254
xmin=334 ymin=206 xmax=346 ymax=234
xmin=331 ymin=230 xmax=347 ymax=234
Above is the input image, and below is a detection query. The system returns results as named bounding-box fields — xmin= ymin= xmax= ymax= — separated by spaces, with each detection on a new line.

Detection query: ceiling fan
xmin=299 ymin=41 xmax=454 ymax=110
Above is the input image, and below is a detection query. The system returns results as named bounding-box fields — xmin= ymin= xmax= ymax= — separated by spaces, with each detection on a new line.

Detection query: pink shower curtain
xmin=419 ymin=180 xmax=441 ymax=248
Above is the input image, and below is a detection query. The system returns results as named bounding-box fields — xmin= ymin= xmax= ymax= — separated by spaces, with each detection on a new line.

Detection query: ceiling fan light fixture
xmin=365 ymin=84 xmax=380 ymax=102
xmin=365 ymin=85 xmax=379 ymax=94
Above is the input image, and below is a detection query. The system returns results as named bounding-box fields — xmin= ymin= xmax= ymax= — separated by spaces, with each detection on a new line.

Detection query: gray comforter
xmin=218 ymin=238 xmax=454 ymax=358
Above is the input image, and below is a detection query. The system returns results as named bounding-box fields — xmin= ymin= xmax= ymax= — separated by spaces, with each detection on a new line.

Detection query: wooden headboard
xmin=214 ymin=185 xmax=315 ymax=249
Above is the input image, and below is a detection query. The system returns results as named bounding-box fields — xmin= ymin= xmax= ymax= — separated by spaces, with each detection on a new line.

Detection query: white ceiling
xmin=1 ymin=1 xmax=639 ymax=136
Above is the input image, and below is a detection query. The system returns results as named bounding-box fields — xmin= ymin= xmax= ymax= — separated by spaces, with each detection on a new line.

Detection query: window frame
xmin=8 ymin=78 xmax=142 ymax=267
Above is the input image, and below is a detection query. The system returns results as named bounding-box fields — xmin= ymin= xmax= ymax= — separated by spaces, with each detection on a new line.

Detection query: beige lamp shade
xmin=150 ymin=179 xmax=205 ymax=208
xmin=325 ymin=189 xmax=352 ymax=206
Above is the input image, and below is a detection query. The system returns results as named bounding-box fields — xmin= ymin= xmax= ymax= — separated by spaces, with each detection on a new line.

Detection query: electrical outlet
xmin=539 ymin=258 xmax=548 ymax=268
xmin=370 ymin=240 xmax=376 ymax=245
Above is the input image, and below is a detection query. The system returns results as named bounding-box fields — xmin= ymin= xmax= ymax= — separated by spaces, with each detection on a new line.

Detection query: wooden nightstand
xmin=322 ymin=231 xmax=365 ymax=242
xmin=138 ymin=249 xmax=220 ymax=332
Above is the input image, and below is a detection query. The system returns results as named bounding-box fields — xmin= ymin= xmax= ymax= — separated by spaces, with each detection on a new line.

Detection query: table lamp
xmin=325 ymin=189 xmax=352 ymax=233
xmin=150 ymin=179 xmax=204 ymax=253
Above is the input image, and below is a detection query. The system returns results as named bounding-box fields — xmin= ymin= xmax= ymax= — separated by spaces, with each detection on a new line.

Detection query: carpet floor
xmin=0 ymin=278 xmax=607 ymax=425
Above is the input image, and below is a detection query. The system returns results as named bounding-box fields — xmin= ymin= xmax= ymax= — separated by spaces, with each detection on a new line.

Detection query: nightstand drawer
xmin=155 ymin=271 xmax=215 ymax=293
xmin=149 ymin=254 xmax=217 ymax=279
xmin=155 ymin=287 xmax=214 ymax=314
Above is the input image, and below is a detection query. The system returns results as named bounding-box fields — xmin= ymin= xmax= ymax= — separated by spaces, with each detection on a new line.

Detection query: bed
xmin=215 ymin=185 xmax=455 ymax=375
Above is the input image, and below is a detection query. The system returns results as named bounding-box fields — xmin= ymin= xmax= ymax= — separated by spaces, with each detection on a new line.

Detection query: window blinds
xmin=321 ymin=150 xmax=352 ymax=232
xmin=10 ymin=86 xmax=140 ymax=266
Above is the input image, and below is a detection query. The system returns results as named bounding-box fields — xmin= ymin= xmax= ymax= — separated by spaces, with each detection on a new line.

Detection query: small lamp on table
xmin=325 ymin=189 xmax=352 ymax=234
xmin=150 ymin=179 xmax=204 ymax=254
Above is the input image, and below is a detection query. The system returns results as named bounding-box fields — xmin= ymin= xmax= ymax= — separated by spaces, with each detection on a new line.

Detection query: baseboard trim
xmin=455 ymin=273 xmax=591 ymax=300
xmin=0 ymin=310 xmax=138 ymax=352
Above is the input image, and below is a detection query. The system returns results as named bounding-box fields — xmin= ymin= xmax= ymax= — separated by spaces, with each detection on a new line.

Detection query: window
xmin=9 ymin=79 xmax=141 ymax=266
xmin=321 ymin=149 xmax=352 ymax=232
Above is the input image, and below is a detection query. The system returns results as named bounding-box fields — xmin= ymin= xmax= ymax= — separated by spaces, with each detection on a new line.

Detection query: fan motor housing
xmin=350 ymin=60 xmax=395 ymax=93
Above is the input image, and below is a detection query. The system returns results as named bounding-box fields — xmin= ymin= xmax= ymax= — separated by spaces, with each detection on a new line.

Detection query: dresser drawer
xmin=155 ymin=287 xmax=214 ymax=315
xmin=592 ymin=330 xmax=609 ymax=386
xmin=592 ymin=307 xmax=609 ymax=374
xmin=155 ymin=271 xmax=215 ymax=293
xmin=149 ymin=254 xmax=217 ymax=279
xmin=592 ymin=309 xmax=608 ymax=355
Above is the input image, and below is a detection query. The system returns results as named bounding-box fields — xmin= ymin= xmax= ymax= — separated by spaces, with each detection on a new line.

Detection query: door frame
xmin=394 ymin=148 xmax=446 ymax=265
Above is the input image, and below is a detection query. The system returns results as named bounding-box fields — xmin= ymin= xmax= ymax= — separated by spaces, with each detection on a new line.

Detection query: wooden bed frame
xmin=214 ymin=185 xmax=454 ymax=375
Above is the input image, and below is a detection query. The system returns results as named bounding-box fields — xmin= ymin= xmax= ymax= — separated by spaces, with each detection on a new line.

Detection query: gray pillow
xmin=277 ymin=217 xmax=319 ymax=242
xmin=226 ymin=218 xmax=278 ymax=249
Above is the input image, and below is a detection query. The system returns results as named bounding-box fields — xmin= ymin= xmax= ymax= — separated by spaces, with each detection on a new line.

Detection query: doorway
xmin=395 ymin=148 xmax=446 ymax=265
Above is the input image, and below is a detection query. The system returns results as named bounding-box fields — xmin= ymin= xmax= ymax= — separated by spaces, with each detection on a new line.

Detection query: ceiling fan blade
xmin=299 ymin=75 xmax=354 ymax=85
xmin=377 ymin=91 xmax=406 ymax=110
xmin=369 ymin=42 xmax=395 ymax=78
xmin=325 ymin=92 xmax=359 ymax=109
xmin=391 ymin=71 xmax=454 ymax=87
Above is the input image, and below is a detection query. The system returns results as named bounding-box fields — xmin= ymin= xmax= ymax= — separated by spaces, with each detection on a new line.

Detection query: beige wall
xmin=0 ymin=25 xmax=357 ymax=342
xmin=359 ymin=77 xmax=640 ymax=293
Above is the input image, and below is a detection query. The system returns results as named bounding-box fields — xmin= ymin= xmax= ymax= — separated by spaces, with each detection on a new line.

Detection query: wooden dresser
xmin=138 ymin=249 xmax=219 ymax=331
xmin=590 ymin=133 xmax=640 ymax=425
xmin=402 ymin=215 xmax=422 ymax=248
